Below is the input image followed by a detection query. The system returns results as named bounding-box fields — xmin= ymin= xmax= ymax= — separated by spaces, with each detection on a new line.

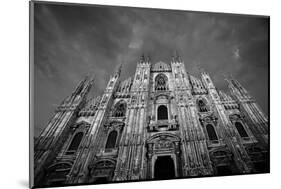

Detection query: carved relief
xmin=88 ymin=159 xmax=116 ymax=182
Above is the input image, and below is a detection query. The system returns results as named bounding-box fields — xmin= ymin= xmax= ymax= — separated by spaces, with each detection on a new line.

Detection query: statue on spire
xmin=140 ymin=53 xmax=146 ymax=63
xmin=172 ymin=50 xmax=182 ymax=62
xmin=114 ymin=63 xmax=122 ymax=77
xmin=146 ymin=54 xmax=151 ymax=63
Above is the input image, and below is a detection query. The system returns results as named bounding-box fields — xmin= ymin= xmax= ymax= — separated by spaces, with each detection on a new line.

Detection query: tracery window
xmin=235 ymin=122 xmax=249 ymax=138
xmin=155 ymin=74 xmax=168 ymax=91
xmin=157 ymin=105 xmax=168 ymax=120
xmin=105 ymin=130 xmax=118 ymax=149
xmin=113 ymin=101 xmax=126 ymax=117
xmin=206 ymin=124 xmax=218 ymax=141
xmin=66 ymin=132 xmax=83 ymax=154
xmin=198 ymin=99 xmax=208 ymax=112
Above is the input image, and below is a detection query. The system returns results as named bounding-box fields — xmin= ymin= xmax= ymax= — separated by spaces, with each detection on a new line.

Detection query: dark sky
xmin=33 ymin=2 xmax=269 ymax=137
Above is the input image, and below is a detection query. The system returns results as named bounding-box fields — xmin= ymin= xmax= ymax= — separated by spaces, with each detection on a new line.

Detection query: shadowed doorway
xmin=216 ymin=165 xmax=232 ymax=176
xmin=93 ymin=177 xmax=108 ymax=184
xmin=154 ymin=156 xmax=175 ymax=179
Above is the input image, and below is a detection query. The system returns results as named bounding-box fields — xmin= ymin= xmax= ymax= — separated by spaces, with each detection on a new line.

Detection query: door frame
xmin=152 ymin=153 xmax=178 ymax=179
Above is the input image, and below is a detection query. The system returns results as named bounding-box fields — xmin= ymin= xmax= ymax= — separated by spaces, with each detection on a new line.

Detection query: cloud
xmin=129 ymin=39 xmax=143 ymax=49
xmin=233 ymin=46 xmax=240 ymax=60
xmin=33 ymin=3 xmax=269 ymax=136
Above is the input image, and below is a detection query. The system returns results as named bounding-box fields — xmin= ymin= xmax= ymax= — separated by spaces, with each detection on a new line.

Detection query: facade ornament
xmin=34 ymin=58 xmax=268 ymax=186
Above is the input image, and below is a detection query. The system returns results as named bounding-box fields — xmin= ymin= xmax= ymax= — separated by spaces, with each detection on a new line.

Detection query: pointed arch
xmin=155 ymin=74 xmax=168 ymax=91
xmin=105 ymin=130 xmax=118 ymax=149
xmin=45 ymin=162 xmax=72 ymax=185
xmin=67 ymin=132 xmax=84 ymax=153
xmin=235 ymin=122 xmax=249 ymax=138
xmin=206 ymin=124 xmax=218 ymax=141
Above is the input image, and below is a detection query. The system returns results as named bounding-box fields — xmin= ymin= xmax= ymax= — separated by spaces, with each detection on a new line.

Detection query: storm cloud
xmin=33 ymin=2 xmax=269 ymax=136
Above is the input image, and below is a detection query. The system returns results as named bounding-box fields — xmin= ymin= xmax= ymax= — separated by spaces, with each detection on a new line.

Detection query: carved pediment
xmin=146 ymin=133 xmax=181 ymax=157
xmin=209 ymin=149 xmax=233 ymax=166
xmin=88 ymin=158 xmax=116 ymax=178
xmin=150 ymin=91 xmax=173 ymax=101
xmin=104 ymin=120 xmax=125 ymax=130
xmin=47 ymin=162 xmax=72 ymax=170
xmin=156 ymin=94 xmax=168 ymax=100
xmin=146 ymin=133 xmax=180 ymax=144
xmin=88 ymin=158 xmax=116 ymax=170
xmin=199 ymin=113 xmax=218 ymax=125
xmin=229 ymin=114 xmax=244 ymax=122
xmin=154 ymin=137 xmax=174 ymax=150
xmin=70 ymin=121 xmax=91 ymax=131
xmin=95 ymin=161 xmax=115 ymax=169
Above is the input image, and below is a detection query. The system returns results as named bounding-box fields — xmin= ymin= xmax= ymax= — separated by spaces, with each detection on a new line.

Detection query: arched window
xmin=235 ymin=122 xmax=248 ymax=138
xmin=158 ymin=105 xmax=168 ymax=120
xmin=198 ymin=99 xmax=208 ymax=112
xmin=67 ymin=132 xmax=83 ymax=154
xmin=105 ymin=130 xmax=118 ymax=149
xmin=155 ymin=74 xmax=168 ymax=91
xmin=206 ymin=124 xmax=218 ymax=141
xmin=113 ymin=101 xmax=126 ymax=117
xmin=46 ymin=163 xmax=71 ymax=184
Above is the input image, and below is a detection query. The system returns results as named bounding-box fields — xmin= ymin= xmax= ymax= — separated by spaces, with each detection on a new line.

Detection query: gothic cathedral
xmin=34 ymin=54 xmax=269 ymax=187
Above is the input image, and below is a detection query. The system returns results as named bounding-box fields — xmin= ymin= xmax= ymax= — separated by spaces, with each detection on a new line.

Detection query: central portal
xmin=154 ymin=156 xmax=175 ymax=179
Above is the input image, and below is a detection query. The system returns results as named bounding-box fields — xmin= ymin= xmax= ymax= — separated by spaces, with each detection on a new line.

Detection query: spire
xmin=140 ymin=53 xmax=146 ymax=63
xmin=72 ymin=76 xmax=88 ymax=96
xmin=172 ymin=51 xmax=175 ymax=62
xmin=83 ymin=70 xmax=95 ymax=86
xmin=89 ymin=74 xmax=95 ymax=86
xmin=85 ymin=74 xmax=95 ymax=91
xmin=172 ymin=50 xmax=182 ymax=62
xmin=224 ymin=75 xmax=231 ymax=87
xmin=225 ymin=74 xmax=236 ymax=90
xmin=225 ymin=75 xmax=250 ymax=99
xmin=68 ymin=75 xmax=95 ymax=103
xmin=146 ymin=54 xmax=151 ymax=63
xmin=232 ymin=78 xmax=250 ymax=98
xmin=195 ymin=62 xmax=204 ymax=74
xmin=114 ymin=63 xmax=122 ymax=77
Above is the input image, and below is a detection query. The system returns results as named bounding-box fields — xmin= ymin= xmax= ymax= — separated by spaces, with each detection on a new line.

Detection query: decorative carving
xmin=199 ymin=113 xmax=218 ymax=125
xmin=104 ymin=121 xmax=125 ymax=131
xmin=147 ymin=133 xmax=180 ymax=155
xmin=88 ymin=159 xmax=116 ymax=181
xmin=154 ymin=139 xmax=173 ymax=150
xmin=229 ymin=114 xmax=245 ymax=122
xmin=155 ymin=74 xmax=169 ymax=91
xmin=209 ymin=149 xmax=233 ymax=168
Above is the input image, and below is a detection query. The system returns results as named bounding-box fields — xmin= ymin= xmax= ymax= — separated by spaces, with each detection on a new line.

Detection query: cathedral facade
xmin=33 ymin=55 xmax=269 ymax=187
